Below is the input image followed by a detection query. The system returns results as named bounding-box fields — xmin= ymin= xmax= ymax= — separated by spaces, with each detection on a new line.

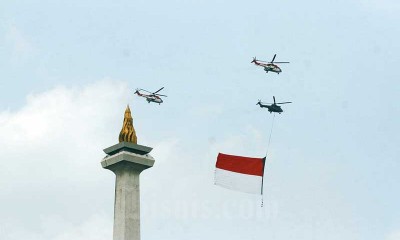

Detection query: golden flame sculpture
xmin=119 ymin=105 xmax=138 ymax=144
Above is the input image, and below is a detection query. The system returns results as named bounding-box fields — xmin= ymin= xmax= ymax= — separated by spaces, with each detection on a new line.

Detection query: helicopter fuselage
xmin=263 ymin=64 xmax=282 ymax=73
xmin=257 ymin=103 xmax=283 ymax=113
xmin=135 ymin=90 xmax=164 ymax=104
xmin=146 ymin=96 xmax=163 ymax=104
xmin=252 ymin=61 xmax=282 ymax=74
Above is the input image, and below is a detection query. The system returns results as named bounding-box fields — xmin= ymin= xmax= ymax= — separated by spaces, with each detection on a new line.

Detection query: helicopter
xmin=251 ymin=54 xmax=289 ymax=74
xmin=257 ymin=96 xmax=292 ymax=114
xmin=134 ymin=87 xmax=167 ymax=104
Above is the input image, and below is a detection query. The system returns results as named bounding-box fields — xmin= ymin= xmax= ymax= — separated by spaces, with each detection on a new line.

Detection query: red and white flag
xmin=215 ymin=153 xmax=266 ymax=195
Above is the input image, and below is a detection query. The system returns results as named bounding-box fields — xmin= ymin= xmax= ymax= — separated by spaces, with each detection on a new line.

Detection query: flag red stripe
xmin=216 ymin=153 xmax=264 ymax=176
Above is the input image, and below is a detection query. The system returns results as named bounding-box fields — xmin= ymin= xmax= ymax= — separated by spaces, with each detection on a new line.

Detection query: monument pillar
xmin=102 ymin=106 xmax=154 ymax=240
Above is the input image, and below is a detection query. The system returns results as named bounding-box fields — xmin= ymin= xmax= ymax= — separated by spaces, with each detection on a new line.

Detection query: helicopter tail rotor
xmin=251 ymin=57 xmax=257 ymax=63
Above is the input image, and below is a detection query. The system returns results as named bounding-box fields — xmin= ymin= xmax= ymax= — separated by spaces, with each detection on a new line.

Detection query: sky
xmin=0 ymin=0 xmax=399 ymax=239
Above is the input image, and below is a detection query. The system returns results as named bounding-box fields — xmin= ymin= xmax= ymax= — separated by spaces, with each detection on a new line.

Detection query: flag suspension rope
xmin=265 ymin=113 xmax=276 ymax=157
xmin=262 ymin=113 xmax=275 ymax=207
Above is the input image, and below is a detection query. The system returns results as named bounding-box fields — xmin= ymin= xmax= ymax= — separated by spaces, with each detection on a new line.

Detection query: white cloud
xmin=0 ymin=214 xmax=112 ymax=240
xmin=5 ymin=24 xmax=35 ymax=59
xmin=387 ymin=229 xmax=400 ymax=240
xmin=0 ymin=80 xmax=130 ymax=182
xmin=358 ymin=0 xmax=400 ymax=13
xmin=46 ymin=214 xmax=112 ymax=240
xmin=0 ymin=80 xmax=129 ymax=240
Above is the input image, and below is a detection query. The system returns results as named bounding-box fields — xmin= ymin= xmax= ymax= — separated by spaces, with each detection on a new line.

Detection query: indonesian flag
xmin=215 ymin=153 xmax=266 ymax=195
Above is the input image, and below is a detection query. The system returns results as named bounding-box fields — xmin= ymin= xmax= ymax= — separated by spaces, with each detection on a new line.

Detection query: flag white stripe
xmin=215 ymin=168 xmax=263 ymax=195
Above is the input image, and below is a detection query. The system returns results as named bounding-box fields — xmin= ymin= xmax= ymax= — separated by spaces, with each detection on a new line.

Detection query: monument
xmin=101 ymin=105 xmax=155 ymax=240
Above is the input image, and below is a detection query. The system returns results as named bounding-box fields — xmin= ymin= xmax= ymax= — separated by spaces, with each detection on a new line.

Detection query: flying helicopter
xmin=257 ymin=96 xmax=292 ymax=114
xmin=251 ymin=54 xmax=289 ymax=74
xmin=134 ymin=87 xmax=167 ymax=104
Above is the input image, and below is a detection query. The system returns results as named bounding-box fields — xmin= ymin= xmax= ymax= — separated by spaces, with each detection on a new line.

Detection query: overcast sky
xmin=0 ymin=1 xmax=399 ymax=240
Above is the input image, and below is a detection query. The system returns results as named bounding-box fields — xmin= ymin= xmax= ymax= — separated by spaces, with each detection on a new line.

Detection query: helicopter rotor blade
xmin=273 ymin=61 xmax=290 ymax=64
xmin=273 ymin=96 xmax=276 ymax=104
xmin=139 ymin=89 xmax=153 ymax=94
xmin=153 ymin=87 xmax=164 ymax=94
xmin=276 ymin=102 xmax=292 ymax=104
xmin=271 ymin=54 xmax=276 ymax=63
